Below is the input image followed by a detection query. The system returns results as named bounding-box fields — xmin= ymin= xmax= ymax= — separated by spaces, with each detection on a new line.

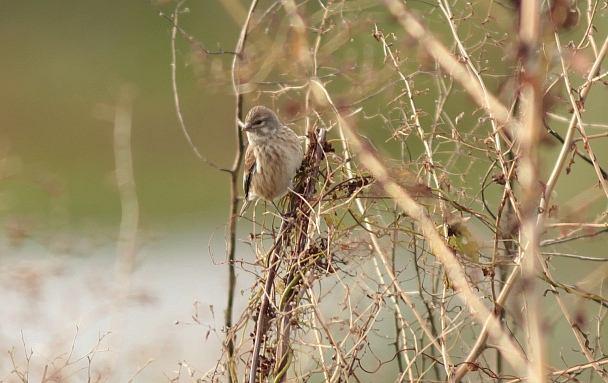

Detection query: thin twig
xmin=169 ymin=1 xmax=229 ymax=172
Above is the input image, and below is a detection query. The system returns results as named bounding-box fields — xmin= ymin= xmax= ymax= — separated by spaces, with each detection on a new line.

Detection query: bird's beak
xmin=242 ymin=124 xmax=253 ymax=132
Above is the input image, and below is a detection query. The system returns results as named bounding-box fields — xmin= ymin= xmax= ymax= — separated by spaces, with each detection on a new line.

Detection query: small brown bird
xmin=240 ymin=106 xmax=303 ymax=216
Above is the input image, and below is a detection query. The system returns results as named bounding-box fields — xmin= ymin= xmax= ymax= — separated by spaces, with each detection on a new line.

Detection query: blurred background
xmin=1 ymin=1 xmax=245 ymax=381
xmin=2 ymin=0 xmax=608 ymax=381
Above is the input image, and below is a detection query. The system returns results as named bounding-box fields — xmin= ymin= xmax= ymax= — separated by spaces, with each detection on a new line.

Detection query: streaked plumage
xmin=240 ymin=106 xmax=303 ymax=216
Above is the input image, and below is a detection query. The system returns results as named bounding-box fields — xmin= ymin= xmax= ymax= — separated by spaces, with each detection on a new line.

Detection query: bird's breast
xmin=249 ymin=131 xmax=302 ymax=201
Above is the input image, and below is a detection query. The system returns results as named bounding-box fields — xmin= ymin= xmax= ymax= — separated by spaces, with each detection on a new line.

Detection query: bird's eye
xmin=252 ymin=119 xmax=264 ymax=127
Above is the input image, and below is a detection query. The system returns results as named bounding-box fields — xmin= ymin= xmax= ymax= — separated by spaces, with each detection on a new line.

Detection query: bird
xmin=240 ymin=106 xmax=303 ymax=217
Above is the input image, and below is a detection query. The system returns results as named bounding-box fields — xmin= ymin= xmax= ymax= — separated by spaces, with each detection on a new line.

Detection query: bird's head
xmin=242 ymin=106 xmax=282 ymax=138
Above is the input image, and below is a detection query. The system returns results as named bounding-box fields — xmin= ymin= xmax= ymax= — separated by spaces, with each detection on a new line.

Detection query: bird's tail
xmin=239 ymin=198 xmax=252 ymax=218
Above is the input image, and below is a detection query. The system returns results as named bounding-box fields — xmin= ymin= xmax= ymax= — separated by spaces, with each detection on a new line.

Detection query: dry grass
xmin=7 ymin=0 xmax=607 ymax=381
xmin=164 ymin=0 xmax=608 ymax=382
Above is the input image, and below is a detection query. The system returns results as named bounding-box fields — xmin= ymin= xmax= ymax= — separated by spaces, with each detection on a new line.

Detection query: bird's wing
xmin=243 ymin=144 xmax=256 ymax=199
